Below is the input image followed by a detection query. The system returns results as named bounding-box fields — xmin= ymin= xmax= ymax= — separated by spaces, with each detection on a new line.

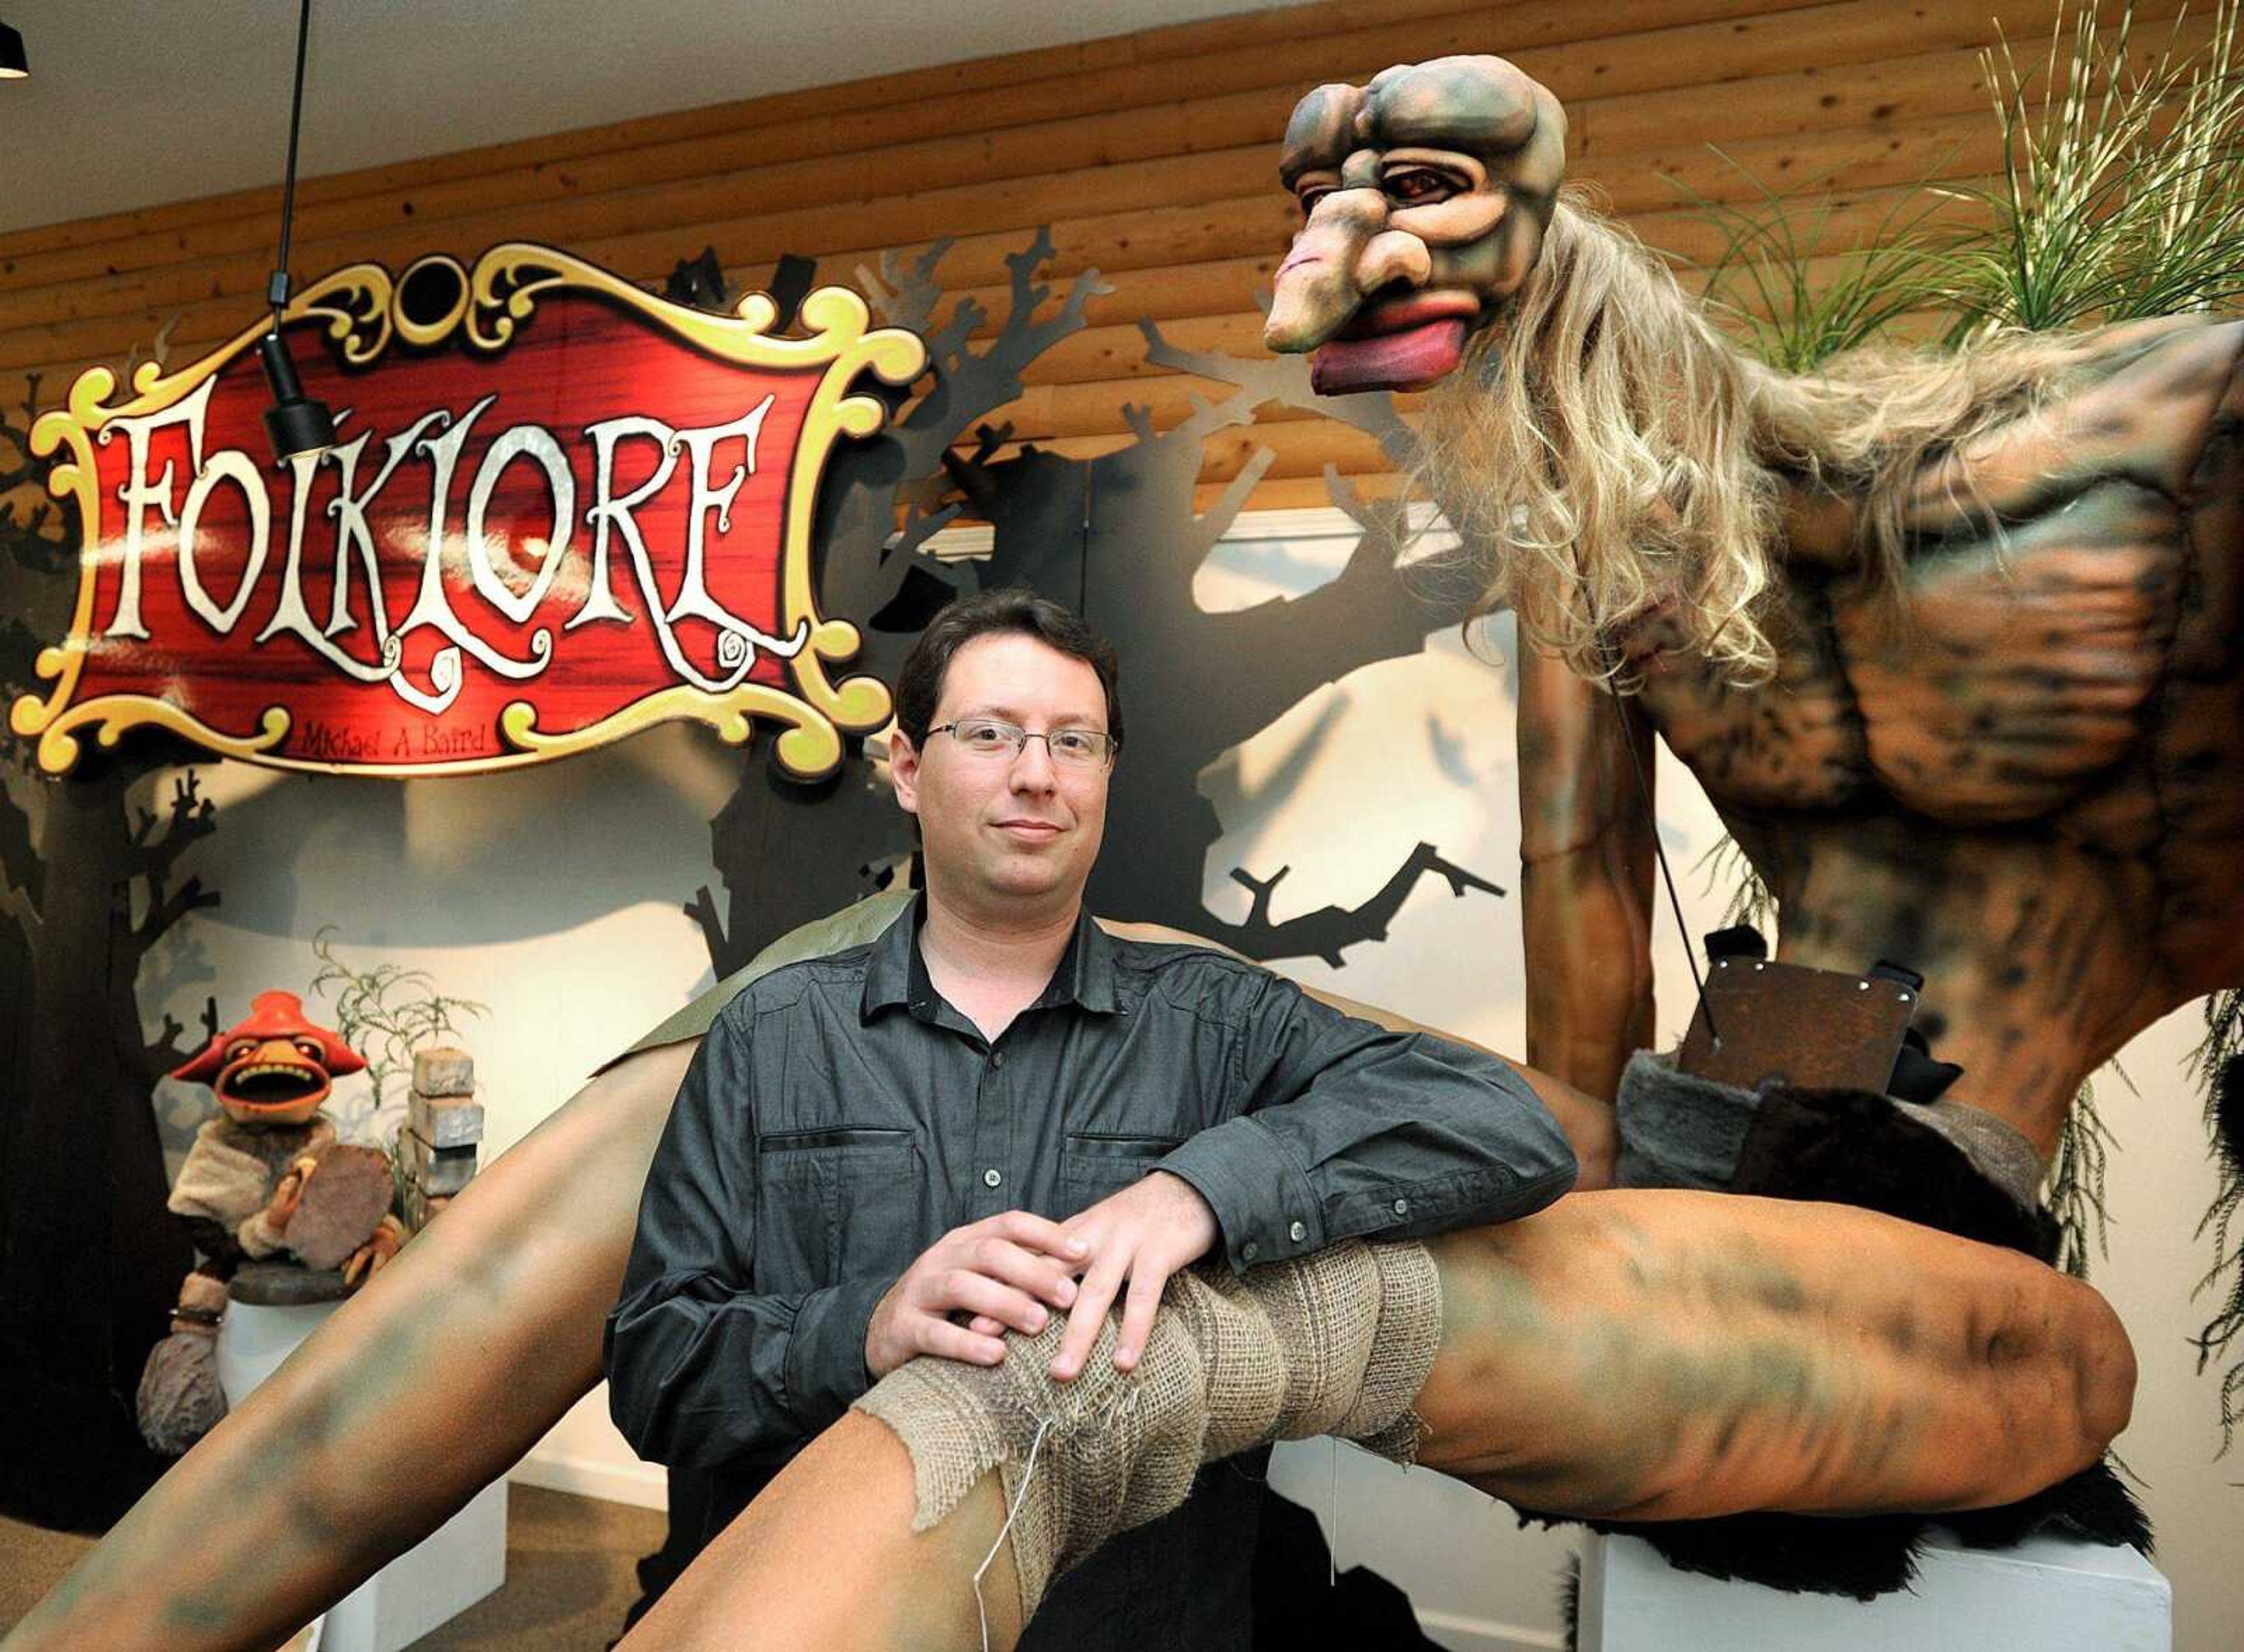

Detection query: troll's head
xmin=174 ymin=990 xmax=365 ymax=1128
xmin=1265 ymin=55 xmax=1566 ymax=394
xmin=1265 ymin=54 xmax=1789 ymax=683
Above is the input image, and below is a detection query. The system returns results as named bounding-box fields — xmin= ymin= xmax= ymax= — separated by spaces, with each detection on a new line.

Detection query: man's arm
xmin=1040 ymin=971 xmax=1576 ymax=1380
xmin=603 ymin=1006 xmax=885 ymax=1471
xmin=1099 ymin=919 xmax=1615 ymax=1185
xmin=1296 ymin=980 xmax=1615 ymax=1190
xmin=1150 ymin=972 xmax=1579 ymax=1276
xmin=1519 ymin=646 xmax=1656 ymax=1118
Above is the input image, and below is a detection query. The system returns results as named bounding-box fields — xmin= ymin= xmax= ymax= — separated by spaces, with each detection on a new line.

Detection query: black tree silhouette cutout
xmin=0 ymin=373 xmax=219 ymax=1527
xmin=688 ymin=237 xmax=1503 ymax=976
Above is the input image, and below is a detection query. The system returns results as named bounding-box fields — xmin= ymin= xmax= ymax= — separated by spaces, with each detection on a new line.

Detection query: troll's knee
xmin=853 ymin=1238 xmax=1441 ymax=1615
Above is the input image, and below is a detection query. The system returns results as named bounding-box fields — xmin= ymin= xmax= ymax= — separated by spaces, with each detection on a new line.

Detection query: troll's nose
xmin=1267 ymin=189 xmax=1402 ymax=353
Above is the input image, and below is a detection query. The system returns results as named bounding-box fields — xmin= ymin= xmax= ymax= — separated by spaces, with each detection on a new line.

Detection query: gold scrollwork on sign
xmin=11 ymin=244 xmax=929 ymax=780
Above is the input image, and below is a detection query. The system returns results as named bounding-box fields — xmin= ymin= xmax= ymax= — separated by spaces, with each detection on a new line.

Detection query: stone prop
xmin=400 ymin=1047 xmax=483 ymax=1231
xmin=230 ymin=1260 xmax=356 ymax=1307
xmin=285 ymin=1145 xmax=396 ymax=1272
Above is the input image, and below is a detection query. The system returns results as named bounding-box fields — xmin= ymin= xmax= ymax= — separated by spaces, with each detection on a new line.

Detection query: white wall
xmin=138 ymin=510 xmax=2240 ymax=1650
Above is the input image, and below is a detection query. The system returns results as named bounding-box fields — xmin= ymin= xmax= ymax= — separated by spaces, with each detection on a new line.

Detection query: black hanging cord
xmin=269 ymin=0 xmax=314 ymax=331
xmin=1078 ymin=462 xmax=1092 ymax=617
xmin=1599 ymin=668 xmax=1722 ymax=1050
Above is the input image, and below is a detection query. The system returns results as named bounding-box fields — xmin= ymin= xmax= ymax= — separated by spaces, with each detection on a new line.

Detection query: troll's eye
xmin=1296 ymin=185 xmax=1333 ymax=219
xmin=1382 ymin=168 xmax=1456 ymax=206
xmin=228 ymin=1040 xmax=256 ymax=1062
xmin=294 ymin=1039 xmax=324 ymax=1062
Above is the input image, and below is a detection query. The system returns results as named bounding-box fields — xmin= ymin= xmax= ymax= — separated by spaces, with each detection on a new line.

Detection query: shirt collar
xmin=1040 ymin=905 xmax=1123 ymax=1015
xmin=860 ymin=898 xmax=1121 ymax=1020
xmin=860 ymin=897 xmax=924 ymax=1017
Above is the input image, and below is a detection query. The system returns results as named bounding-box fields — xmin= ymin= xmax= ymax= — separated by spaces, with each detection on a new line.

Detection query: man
xmin=602 ymin=588 xmax=1577 ymax=1648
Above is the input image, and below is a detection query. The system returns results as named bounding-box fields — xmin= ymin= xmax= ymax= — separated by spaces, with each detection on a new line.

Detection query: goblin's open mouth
xmin=218 ymin=1059 xmax=328 ymax=1112
xmin=1308 ymin=292 xmax=1482 ymax=396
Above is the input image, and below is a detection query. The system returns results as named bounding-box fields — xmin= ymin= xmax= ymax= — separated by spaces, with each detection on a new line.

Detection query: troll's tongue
xmin=1310 ymin=318 xmax=1469 ymax=396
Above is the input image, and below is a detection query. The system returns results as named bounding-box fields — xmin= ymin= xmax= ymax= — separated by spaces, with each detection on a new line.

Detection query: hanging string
xmin=1598 ymin=666 xmax=1721 ymax=1050
xmin=975 ymin=1415 xmax=1054 ymax=1652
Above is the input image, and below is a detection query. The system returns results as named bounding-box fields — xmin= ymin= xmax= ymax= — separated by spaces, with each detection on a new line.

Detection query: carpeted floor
xmin=0 ymin=1483 xmax=666 ymax=1650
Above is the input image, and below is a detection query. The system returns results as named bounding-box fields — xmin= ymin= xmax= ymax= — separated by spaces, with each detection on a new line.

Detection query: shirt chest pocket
xmin=1056 ymin=1131 xmax=1183 ymax=1219
xmin=754 ymin=1127 xmax=923 ymax=1289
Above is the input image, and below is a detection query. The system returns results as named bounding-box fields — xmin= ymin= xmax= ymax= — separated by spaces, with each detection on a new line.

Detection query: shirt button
xmin=983 ymin=1168 xmax=1003 ymax=1189
xmin=1241 ymin=1241 xmax=1259 ymax=1262
xmin=1289 ymin=1220 xmax=1307 ymax=1244
xmin=991 ymin=1051 xmax=1006 ymax=1069
xmin=1392 ymin=1198 xmax=1410 ymax=1217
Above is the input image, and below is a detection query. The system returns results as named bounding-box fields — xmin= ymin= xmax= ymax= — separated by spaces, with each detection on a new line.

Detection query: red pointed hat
xmin=172 ymin=990 xmax=366 ymax=1086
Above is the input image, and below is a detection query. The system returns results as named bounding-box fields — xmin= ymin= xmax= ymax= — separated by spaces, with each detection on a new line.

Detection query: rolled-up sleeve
xmin=1155 ymin=976 xmax=1575 ymax=1273
xmin=602 ymin=1005 xmax=884 ymax=1470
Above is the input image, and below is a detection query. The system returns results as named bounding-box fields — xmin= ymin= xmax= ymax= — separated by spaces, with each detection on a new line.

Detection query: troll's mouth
xmin=1308 ymin=291 xmax=1481 ymax=396
xmin=1310 ymin=317 xmax=1470 ymax=395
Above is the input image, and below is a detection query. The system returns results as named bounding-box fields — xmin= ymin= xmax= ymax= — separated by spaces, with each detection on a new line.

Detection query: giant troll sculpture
xmin=1264 ymin=47 xmax=2242 ymax=1566
xmin=4 ymin=59 xmax=2172 ymax=1652
xmin=1263 ymin=58 xmax=2243 ymax=1176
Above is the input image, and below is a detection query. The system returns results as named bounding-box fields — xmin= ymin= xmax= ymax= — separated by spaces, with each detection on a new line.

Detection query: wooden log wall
xmin=0 ymin=0 xmax=2187 ymax=512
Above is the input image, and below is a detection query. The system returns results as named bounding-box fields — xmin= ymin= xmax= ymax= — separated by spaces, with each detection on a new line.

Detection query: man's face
xmin=1264 ymin=55 xmax=1566 ymax=395
xmin=891 ymin=632 xmax=1113 ymax=915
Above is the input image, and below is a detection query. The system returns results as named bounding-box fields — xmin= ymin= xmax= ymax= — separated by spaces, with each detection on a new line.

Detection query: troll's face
xmin=1265 ymin=55 xmax=1566 ymax=394
xmin=172 ymin=990 xmax=365 ymax=1128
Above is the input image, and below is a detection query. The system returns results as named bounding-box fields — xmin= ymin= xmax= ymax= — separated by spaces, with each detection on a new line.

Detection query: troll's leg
xmin=3 ymin=1041 xmax=694 ymax=1652
xmin=624 ymin=1414 xmax=1022 ymax=1652
xmin=625 ymin=1189 xmax=2132 ymax=1652
xmin=1414 ymin=1189 xmax=2133 ymax=1519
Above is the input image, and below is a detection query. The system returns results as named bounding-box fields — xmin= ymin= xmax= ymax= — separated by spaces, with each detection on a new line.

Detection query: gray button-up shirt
xmin=605 ymin=899 xmax=1574 ymax=1646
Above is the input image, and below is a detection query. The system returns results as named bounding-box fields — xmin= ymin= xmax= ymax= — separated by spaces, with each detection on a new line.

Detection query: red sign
xmin=13 ymin=244 xmax=926 ymax=778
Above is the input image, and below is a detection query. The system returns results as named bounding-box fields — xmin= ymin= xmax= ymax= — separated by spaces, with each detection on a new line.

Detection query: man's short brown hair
xmin=892 ymin=588 xmax=1124 ymax=751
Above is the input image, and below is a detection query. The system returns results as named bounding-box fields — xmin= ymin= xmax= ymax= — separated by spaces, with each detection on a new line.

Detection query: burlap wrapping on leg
xmin=853 ymin=1238 xmax=1441 ymax=1617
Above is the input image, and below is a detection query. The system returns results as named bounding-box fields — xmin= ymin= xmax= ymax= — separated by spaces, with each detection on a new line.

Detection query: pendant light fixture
xmin=0 ymin=20 xmax=28 ymax=79
xmin=260 ymin=0 xmax=335 ymax=465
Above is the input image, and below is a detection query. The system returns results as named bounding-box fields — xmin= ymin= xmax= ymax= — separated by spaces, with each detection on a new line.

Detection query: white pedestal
xmin=219 ymin=1300 xmax=508 ymax=1652
xmin=319 ymin=1481 xmax=508 ymax=1652
xmin=1580 ymin=1528 xmax=2171 ymax=1652
xmin=216 ymin=1298 xmax=341 ymax=1398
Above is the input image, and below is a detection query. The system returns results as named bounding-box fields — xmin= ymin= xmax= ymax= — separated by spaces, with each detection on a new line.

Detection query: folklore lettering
xmin=14 ymin=245 xmax=926 ymax=778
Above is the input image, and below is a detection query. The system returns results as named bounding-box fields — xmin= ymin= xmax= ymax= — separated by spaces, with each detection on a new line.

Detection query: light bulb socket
xmin=258 ymin=331 xmax=335 ymax=464
xmin=0 ymin=23 xmax=27 ymax=79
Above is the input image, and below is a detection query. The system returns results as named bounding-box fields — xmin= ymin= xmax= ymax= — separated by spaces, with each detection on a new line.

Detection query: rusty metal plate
xmin=1676 ymin=957 xmax=1917 ymax=1094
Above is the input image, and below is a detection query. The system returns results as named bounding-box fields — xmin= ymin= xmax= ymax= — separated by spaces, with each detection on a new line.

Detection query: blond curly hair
xmin=1419 ymin=189 xmax=2102 ymax=684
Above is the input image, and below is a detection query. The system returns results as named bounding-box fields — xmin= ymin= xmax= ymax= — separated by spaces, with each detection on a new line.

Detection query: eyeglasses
xmin=928 ymin=718 xmax=1118 ymax=768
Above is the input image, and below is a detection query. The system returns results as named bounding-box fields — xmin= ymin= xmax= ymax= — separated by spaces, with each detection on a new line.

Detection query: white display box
xmin=1580 ymin=1526 xmax=2170 ymax=1652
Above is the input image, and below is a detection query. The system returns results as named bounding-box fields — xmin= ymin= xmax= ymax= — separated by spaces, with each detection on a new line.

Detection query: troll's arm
xmin=1518 ymin=647 xmax=1654 ymax=1168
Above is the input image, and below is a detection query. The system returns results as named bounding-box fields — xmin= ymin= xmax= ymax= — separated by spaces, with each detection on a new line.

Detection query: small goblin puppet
xmin=137 ymin=990 xmax=403 ymax=1454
